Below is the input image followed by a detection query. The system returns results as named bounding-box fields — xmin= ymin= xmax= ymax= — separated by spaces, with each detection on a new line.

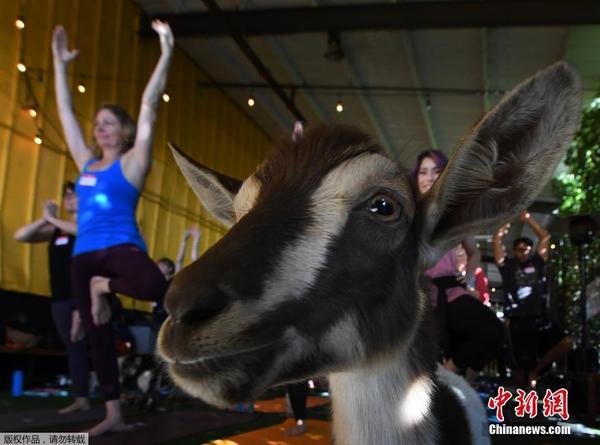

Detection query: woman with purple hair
xmin=413 ymin=150 xmax=504 ymax=383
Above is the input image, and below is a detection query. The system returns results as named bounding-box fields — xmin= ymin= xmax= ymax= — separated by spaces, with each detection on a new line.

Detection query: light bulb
xmin=247 ymin=96 xmax=255 ymax=107
xmin=336 ymin=101 xmax=343 ymax=113
xmin=34 ymin=135 xmax=42 ymax=145
xmin=29 ymin=108 xmax=37 ymax=118
xmin=17 ymin=62 xmax=26 ymax=73
xmin=77 ymin=83 xmax=86 ymax=93
xmin=15 ymin=17 xmax=25 ymax=30
xmin=162 ymin=93 xmax=170 ymax=103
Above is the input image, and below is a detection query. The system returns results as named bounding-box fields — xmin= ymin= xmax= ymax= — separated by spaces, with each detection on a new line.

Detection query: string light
xmin=34 ymin=133 xmax=42 ymax=145
xmin=28 ymin=108 xmax=37 ymax=118
xmin=162 ymin=93 xmax=170 ymax=103
xmin=336 ymin=99 xmax=343 ymax=113
xmin=247 ymin=95 xmax=255 ymax=107
xmin=15 ymin=17 xmax=25 ymax=30
xmin=17 ymin=61 xmax=27 ymax=73
xmin=77 ymin=82 xmax=86 ymax=93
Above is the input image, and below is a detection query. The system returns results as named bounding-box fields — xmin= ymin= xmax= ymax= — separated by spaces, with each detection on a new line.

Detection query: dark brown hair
xmin=95 ymin=104 xmax=136 ymax=151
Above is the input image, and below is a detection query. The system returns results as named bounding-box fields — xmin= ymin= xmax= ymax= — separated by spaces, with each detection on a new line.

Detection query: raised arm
xmin=174 ymin=229 xmax=191 ymax=273
xmin=190 ymin=228 xmax=201 ymax=262
xmin=460 ymin=237 xmax=481 ymax=288
xmin=493 ymin=223 xmax=510 ymax=266
xmin=122 ymin=20 xmax=174 ymax=188
xmin=51 ymin=26 xmax=94 ymax=170
xmin=520 ymin=211 xmax=551 ymax=261
xmin=175 ymin=227 xmax=201 ymax=273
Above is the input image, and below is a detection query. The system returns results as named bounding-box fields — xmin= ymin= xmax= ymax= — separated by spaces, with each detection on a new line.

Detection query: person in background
xmin=52 ymin=19 xmax=173 ymax=435
xmin=285 ymin=381 xmax=309 ymax=436
xmin=414 ymin=149 xmax=505 ymax=382
xmin=493 ymin=210 xmax=574 ymax=388
xmin=14 ymin=182 xmax=90 ymax=414
xmin=154 ymin=227 xmax=201 ymax=325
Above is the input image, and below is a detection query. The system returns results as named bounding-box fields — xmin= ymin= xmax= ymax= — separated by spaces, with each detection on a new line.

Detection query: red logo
xmin=488 ymin=387 xmax=569 ymax=421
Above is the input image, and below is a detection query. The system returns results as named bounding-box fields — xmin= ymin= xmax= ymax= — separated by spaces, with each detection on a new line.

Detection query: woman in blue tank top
xmin=52 ymin=20 xmax=172 ymax=436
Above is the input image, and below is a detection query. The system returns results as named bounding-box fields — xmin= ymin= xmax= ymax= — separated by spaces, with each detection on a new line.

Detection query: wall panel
xmin=1 ymin=0 xmax=271 ymax=307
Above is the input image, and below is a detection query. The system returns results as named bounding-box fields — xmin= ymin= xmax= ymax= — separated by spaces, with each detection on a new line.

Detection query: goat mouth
xmin=165 ymin=342 xmax=276 ymax=366
xmin=166 ymin=342 xmax=281 ymax=405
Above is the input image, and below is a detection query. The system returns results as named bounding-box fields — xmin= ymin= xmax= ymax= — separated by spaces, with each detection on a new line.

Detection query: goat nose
xmin=164 ymin=281 xmax=229 ymax=326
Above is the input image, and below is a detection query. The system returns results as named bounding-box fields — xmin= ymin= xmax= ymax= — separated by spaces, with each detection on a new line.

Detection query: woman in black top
xmin=14 ymin=182 xmax=90 ymax=414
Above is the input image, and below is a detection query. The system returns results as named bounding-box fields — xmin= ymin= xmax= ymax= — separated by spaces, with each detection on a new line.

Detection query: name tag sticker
xmin=55 ymin=236 xmax=69 ymax=246
xmin=524 ymin=266 xmax=536 ymax=274
xmin=79 ymin=174 xmax=97 ymax=187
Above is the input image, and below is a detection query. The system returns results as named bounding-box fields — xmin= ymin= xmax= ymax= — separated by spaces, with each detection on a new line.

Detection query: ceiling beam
xmin=481 ymin=29 xmax=496 ymax=113
xmin=140 ymin=1 xmax=600 ymax=37
xmin=241 ymin=0 xmax=331 ymax=123
xmin=200 ymin=0 xmax=305 ymax=123
xmin=342 ymin=41 xmax=397 ymax=159
xmin=401 ymin=32 xmax=437 ymax=150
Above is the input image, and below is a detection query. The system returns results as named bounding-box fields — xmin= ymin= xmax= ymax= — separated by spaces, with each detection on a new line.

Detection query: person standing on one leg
xmin=14 ymin=182 xmax=90 ymax=414
xmin=52 ymin=20 xmax=173 ymax=436
xmin=493 ymin=211 xmax=574 ymax=389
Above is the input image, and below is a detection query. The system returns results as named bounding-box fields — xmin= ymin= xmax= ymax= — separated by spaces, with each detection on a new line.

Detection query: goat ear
xmin=420 ymin=62 xmax=581 ymax=263
xmin=169 ymin=143 xmax=242 ymax=228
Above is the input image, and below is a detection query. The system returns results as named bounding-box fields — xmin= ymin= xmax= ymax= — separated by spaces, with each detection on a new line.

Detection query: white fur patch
xmin=398 ymin=375 xmax=435 ymax=427
xmin=322 ymin=315 xmax=365 ymax=363
xmin=261 ymin=153 xmax=406 ymax=309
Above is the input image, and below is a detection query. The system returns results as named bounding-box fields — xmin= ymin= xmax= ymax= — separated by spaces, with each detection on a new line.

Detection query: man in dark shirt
xmin=493 ymin=211 xmax=573 ymax=388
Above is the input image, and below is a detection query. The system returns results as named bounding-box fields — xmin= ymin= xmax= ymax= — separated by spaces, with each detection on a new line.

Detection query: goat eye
xmin=367 ymin=194 xmax=401 ymax=222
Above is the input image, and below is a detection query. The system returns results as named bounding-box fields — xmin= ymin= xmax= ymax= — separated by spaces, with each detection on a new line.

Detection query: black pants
xmin=443 ymin=295 xmax=505 ymax=371
xmin=287 ymin=381 xmax=308 ymax=420
xmin=71 ymin=244 xmax=168 ymax=401
xmin=51 ymin=299 xmax=89 ymax=397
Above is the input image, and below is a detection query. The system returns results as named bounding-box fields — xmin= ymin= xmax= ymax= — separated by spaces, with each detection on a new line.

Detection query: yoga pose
xmin=52 ymin=20 xmax=173 ymax=435
xmin=158 ymin=63 xmax=581 ymax=444
xmin=494 ymin=211 xmax=574 ymax=388
xmin=14 ymin=182 xmax=90 ymax=414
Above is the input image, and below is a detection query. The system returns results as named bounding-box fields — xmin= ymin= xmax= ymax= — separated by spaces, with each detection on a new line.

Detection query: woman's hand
xmin=151 ymin=20 xmax=174 ymax=55
xmin=43 ymin=200 xmax=59 ymax=221
xmin=519 ymin=210 xmax=530 ymax=223
xmin=52 ymin=26 xmax=80 ymax=64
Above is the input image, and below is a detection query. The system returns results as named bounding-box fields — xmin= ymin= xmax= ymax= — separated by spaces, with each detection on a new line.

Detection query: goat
xmin=157 ymin=62 xmax=581 ymax=444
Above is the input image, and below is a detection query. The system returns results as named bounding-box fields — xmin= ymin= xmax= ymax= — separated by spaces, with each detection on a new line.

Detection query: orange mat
xmin=204 ymin=418 xmax=332 ymax=445
xmin=253 ymin=396 xmax=330 ymax=414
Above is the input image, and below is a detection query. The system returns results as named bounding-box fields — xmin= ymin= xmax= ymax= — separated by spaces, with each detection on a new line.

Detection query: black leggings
xmin=443 ymin=295 xmax=505 ymax=371
xmin=71 ymin=243 xmax=168 ymax=401
xmin=51 ymin=299 xmax=89 ymax=397
xmin=287 ymin=381 xmax=308 ymax=420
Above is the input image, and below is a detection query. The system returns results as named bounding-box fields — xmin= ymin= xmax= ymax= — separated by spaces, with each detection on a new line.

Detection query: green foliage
xmin=553 ymin=96 xmax=600 ymax=215
xmin=549 ymin=235 xmax=600 ymax=351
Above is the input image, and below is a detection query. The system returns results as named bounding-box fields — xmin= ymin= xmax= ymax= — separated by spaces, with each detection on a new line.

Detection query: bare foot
xmin=86 ymin=416 xmax=134 ymax=437
xmin=90 ymin=276 xmax=111 ymax=326
xmin=285 ymin=420 xmax=308 ymax=436
xmin=58 ymin=397 xmax=91 ymax=414
xmin=70 ymin=310 xmax=85 ymax=343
